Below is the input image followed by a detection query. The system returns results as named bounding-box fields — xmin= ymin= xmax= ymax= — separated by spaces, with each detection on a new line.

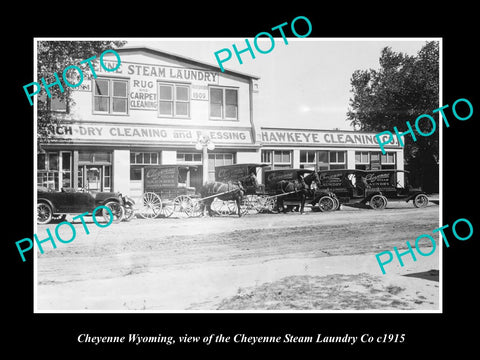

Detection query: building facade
xmin=38 ymin=47 xmax=403 ymax=199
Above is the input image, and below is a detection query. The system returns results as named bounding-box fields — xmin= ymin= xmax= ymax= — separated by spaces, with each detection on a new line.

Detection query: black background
xmin=6 ymin=5 xmax=477 ymax=356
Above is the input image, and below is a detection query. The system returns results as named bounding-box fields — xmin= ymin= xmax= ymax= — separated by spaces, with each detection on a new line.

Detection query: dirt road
xmin=36 ymin=203 xmax=440 ymax=311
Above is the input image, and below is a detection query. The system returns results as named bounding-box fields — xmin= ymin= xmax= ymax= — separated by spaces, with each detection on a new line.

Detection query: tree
xmin=36 ymin=40 xmax=126 ymax=144
xmin=347 ymin=41 xmax=439 ymax=192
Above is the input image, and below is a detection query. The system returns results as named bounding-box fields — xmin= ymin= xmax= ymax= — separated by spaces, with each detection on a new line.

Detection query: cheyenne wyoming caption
xmin=77 ymin=333 xmax=403 ymax=345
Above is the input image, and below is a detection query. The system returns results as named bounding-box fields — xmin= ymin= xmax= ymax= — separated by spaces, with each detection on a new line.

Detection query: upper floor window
xmin=159 ymin=83 xmax=190 ymax=118
xmin=93 ymin=78 xmax=128 ymax=115
xmin=210 ymin=87 xmax=238 ymax=120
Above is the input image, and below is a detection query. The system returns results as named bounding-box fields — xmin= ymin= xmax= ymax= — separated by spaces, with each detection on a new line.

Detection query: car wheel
xmin=318 ymin=196 xmax=335 ymax=212
xmin=123 ymin=205 xmax=136 ymax=221
xmin=37 ymin=202 xmax=53 ymax=225
xmin=369 ymin=194 xmax=387 ymax=210
xmin=103 ymin=201 xmax=125 ymax=224
xmin=413 ymin=194 xmax=429 ymax=208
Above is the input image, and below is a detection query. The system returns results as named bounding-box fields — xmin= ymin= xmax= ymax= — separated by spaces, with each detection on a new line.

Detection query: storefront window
xmin=37 ymin=153 xmax=46 ymax=170
xmin=130 ymin=152 xmax=161 ymax=180
xmin=37 ymin=151 xmax=71 ymax=190
xmin=328 ymin=151 xmax=346 ymax=170
xmin=355 ymin=151 xmax=369 ymax=164
xmin=381 ymin=152 xmax=396 ymax=170
xmin=355 ymin=151 xmax=396 ymax=170
xmin=77 ymin=151 xmax=112 ymax=191
xmin=48 ymin=153 xmax=59 ymax=170
xmin=61 ymin=152 xmax=72 ymax=188
xmin=261 ymin=150 xmax=292 ymax=169
xmin=79 ymin=151 xmax=111 ymax=164
xmin=208 ymin=153 xmax=234 ymax=181
xmin=261 ymin=150 xmax=271 ymax=164
xmin=177 ymin=153 xmax=202 ymax=163
xmin=300 ymin=150 xmax=316 ymax=169
xmin=355 ymin=151 xmax=370 ymax=170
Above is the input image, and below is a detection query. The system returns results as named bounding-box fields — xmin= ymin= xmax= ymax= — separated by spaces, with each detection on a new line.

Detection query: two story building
xmin=37 ymin=46 xmax=403 ymax=199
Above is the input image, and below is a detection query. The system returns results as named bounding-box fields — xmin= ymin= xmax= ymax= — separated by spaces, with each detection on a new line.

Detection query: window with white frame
xmin=158 ymin=83 xmax=190 ymax=118
xmin=176 ymin=152 xmax=202 ymax=163
xmin=93 ymin=78 xmax=128 ymax=114
xmin=355 ymin=151 xmax=370 ymax=164
xmin=300 ymin=150 xmax=316 ymax=169
xmin=210 ymin=87 xmax=238 ymax=120
xmin=261 ymin=150 xmax=292 ymax=169
xmin=381 ymin=152 xmax=396 ymax=164
xmin=130 ymin=152 xmax=160 ymax=165
xmin=381 ymin=152 xmax=396 ymax=169
xmin=329 ymin=151 xmax=346 ymax=170
xmin=208 ymin=153 xmax=234 ymax=181
xmin=130 ymin=152 xmax=160 ymax=180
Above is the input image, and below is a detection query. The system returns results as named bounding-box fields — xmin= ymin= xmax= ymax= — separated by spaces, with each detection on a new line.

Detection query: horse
xmin=199 ymin=181 xmax=243 ymax=217
xmin=276 ymin=175 xmax=308 ymax=214
xmin=276 ymin=172 xmax=320 ymax=214
xmin=199 ymin=173 xmax=259 ymax=217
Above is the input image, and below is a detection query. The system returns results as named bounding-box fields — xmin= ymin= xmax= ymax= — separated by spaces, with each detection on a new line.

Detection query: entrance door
xmin=129 ymin=167 xmax=144 ymax=202
xmin=190 ymin=167 xmax=203 ymax=190
xmin=85 ymin=166 xmax=101 ymax=191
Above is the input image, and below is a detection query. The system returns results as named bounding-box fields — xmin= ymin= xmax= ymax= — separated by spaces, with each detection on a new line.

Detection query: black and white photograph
xmin=33 ymin=37 xmax=441 ymax=312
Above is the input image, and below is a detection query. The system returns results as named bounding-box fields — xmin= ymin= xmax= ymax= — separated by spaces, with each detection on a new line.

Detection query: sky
xmin=124 ymin=38 xmax=431 ymax=131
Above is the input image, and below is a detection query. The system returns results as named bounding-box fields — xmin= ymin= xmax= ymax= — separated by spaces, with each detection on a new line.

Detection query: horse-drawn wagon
xmin=263 ymin=168 xmax=320 ymax=213
xmin=138 ymin=165 xmax=200 ymax=218
xmin=213 ymin=163 xmax=268 ymax=215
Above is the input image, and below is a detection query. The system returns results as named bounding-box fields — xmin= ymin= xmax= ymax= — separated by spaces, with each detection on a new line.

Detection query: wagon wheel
xmin=318 ymin=196 xmax=336 ymax=212
xmin=255 ymin=195 xmax=269 ymax=213
xmin=211 ymin=199 xmax=233 ymax=216
xmin=158 ymin=200 xmax=174 ymax=218
xmin=174 ymin=195 xmax=202 ymax=218
xmin=229 ymin=199 xmax=250 ymax=216
xmin=186 ymin=198 xmax=203 ymax=218
xmin=173 ymin=195 xmax=192 ymax=218
xmin=413 ymin=193 xmax=429 ymax=208
xmin=241 ymin=195 xmax=259 ymax=215
xmin=103 ymin=201 xmax=125 ymax=223
xmin=369 ymin=194 xmax=387 ymax=210
xmin=138 ymin=192 xmax=162 ymax=219
xmin=263 ymin=197 xmax=277 ymax=213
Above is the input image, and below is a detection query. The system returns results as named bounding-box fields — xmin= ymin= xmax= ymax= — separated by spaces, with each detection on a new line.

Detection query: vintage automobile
xmin=315 ymin=169 xmax=429 ymax=210
xmin=37 ymin=187 xmax=133 ymax=225
xmin=363 ymin=169 xmax=429 ymax=209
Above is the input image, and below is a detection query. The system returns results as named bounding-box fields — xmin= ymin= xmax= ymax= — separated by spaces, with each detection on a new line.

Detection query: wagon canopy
xmin=264 ymin=169 xmax=314 ymax=189
xmin=215 ymin=163 xmax=268 ymax=182
xmin=364 ymin=169 xmax=409 ymax=188
xmin=317 ymin=169 xmax=366 ymax=188
xmin=144 ymin=165 xmax=197 ymax=192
